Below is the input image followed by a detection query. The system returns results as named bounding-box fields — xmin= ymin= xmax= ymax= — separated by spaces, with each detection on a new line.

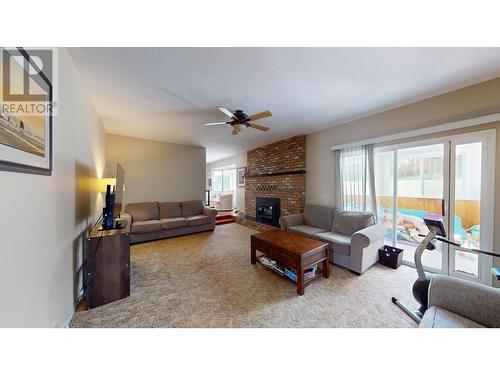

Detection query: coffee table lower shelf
xmin=251 ymin=230 xmax=330 ymax=295
xmin=303 ymin=268 xmax=325 ymax=285
xmin=257 ymin=256 xmax=326 ymax=283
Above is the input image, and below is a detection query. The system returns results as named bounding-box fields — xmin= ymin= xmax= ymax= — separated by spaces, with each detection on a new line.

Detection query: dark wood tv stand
xmin=84 ymin=223 xmax=131 ymax=309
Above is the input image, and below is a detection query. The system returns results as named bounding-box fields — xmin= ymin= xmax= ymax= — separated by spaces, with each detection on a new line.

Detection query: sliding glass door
xmin=375 ymin=142 xmax=448 ymax=273
xmin=374 ymin=130 xmax=495 ymax=284
xmin=448 ymin=133 xmax=494 ymax=284
xmin=450 ymin=141 xmax=481 ymax=278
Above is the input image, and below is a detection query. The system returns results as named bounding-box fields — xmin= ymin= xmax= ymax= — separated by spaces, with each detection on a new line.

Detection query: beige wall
xmin=307 ymin=77 xmax=500 ymax=207
xmin=207 ymin=152 xmax=247 ymax=213
xmin=106 ymin=134 xmax=206 ymax=206
xmin=307 ymin=77 xmax=500 ymax=285
xmin=0 ymin=49 xmax=107 ymax=327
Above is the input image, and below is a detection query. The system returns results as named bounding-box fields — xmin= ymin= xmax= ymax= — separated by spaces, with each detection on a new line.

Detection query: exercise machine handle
xmin=418 ymin=234 xmax=499 ymax=258
xmin=417 ymin=233 xmax=461 ymax=247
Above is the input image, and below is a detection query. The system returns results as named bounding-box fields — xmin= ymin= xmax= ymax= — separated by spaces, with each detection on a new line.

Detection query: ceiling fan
xmin=203 ymin=107 xmax=272 ymax=135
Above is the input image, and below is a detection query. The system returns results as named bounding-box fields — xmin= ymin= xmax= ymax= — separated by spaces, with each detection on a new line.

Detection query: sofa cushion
xmin=126 ymin=202 xmax=159 ymax=222
xmin=159 ymin=202 xmax=182 ymax=219
xmin=288 ymin=225 xmax=328 ymax=237
xmin=160 ymin=217 xmax=187 ymax=230
xmin=131 ymin=219 xmax=161 ymax=234
xmin=181 ymin=200 xmax=204 ymax=217
xmin=419 ymin=306 xmax=485 ymax=328
xmin=315 ymin=231 xmax=351 ymax=255
xmin=332 ymin=210 xmax=376 ymax=236
xmin=303 ymin=205 xmax=335 ymax=231
xmin=186 ymin=215 xmax=211 ymax=226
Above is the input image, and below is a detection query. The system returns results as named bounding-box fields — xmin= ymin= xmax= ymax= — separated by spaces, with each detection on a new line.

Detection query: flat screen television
xmin=114 ymin=163 xmax=125 ymax=218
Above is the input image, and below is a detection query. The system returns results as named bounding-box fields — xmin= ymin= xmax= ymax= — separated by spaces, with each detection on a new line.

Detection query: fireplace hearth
xmin=256 ymin=197 xmax=281 ymax=227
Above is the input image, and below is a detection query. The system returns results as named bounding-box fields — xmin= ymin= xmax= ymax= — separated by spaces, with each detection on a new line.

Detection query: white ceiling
xmin=68 ymin=48 xmax=500 ymax=163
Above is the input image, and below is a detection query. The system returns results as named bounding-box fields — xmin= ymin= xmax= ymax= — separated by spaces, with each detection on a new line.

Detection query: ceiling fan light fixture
xmin=204 ymin=108 xmax=272 ymax=135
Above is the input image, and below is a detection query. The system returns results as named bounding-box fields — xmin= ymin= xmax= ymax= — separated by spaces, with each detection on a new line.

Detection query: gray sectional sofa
xmin=279 ymin=204 xmax=385 ymax=274
xmin=121 ymin=200 xmax=217 ymax=244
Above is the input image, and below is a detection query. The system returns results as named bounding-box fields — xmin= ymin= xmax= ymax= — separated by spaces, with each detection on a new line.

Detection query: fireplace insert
xmin=256 ymin=197 xmax=281 ymax=227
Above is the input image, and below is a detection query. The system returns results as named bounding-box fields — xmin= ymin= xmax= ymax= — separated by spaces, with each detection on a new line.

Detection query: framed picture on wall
xmin=0 ymin=48 xmax=53 ymax=175
xmin=237 ymin=167 xmax=246 ymax=187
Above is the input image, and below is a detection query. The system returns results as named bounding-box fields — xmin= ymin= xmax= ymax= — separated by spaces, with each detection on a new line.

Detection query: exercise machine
xmin=392 ymin=217 xmax=500 ymax=323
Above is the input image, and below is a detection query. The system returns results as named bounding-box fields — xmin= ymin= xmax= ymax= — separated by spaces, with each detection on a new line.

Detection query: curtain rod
xmin=330 ymin=112 xmax=500 ymax=151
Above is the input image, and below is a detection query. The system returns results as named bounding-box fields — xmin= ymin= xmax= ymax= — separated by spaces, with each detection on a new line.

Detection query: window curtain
xmin=335 ymin=144 xmax=377 ymax=217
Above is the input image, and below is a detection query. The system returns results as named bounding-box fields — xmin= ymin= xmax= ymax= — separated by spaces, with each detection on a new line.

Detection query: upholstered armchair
xmin=214 ymin=193 xmax=234 ymax=211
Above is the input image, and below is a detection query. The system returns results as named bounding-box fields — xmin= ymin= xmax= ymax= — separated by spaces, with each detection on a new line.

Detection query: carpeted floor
xmin=70 ymin=223 xmax=419 ymax=328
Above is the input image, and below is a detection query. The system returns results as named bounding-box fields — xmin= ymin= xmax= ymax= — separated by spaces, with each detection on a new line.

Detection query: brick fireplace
xmin=240 ymin=135 xmax=306 ymax=230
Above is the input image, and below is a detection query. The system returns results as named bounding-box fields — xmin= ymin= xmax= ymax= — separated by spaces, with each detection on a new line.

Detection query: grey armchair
xmin=279 ymin=205 xmax=385 ymax=274
xmin=419 ymin=275 xmax=500 ymax=328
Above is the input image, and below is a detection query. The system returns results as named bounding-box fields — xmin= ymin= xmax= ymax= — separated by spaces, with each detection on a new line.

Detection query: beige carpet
xmin=70 ymin=223 xmax=419 ymax=328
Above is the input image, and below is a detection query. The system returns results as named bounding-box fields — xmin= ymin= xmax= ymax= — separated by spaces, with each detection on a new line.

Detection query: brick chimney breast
xmin=245 ymin=135 xmax=306 ymax=220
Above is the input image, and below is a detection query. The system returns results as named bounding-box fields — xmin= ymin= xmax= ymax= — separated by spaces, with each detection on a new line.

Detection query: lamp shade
xmin=98 ymin=177 xmax=116 ymax=193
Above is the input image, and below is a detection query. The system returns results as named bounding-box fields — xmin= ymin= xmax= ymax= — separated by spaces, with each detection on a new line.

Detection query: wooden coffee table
xmin=251 ymin=230 xmax=329 ymax=295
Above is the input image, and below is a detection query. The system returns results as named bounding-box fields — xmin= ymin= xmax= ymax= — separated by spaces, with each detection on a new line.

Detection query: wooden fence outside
xmin=375 ymin=196 xmax=479 ymax=230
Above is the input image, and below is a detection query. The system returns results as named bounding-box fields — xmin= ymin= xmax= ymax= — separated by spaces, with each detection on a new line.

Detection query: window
xmin=213 ymin=170 xmax=223 ymax=192
xmin=336 ymin=145 xmax=375 ymax=213
xmin=212 ymin=165 xmax=236 ymax=193
xmin=396 ymin=145 xmax=444 ymax=199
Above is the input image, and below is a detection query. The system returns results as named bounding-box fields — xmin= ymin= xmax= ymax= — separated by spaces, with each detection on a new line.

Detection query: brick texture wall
xmin=247 ymin=134 xmax=306 ymax=174
xmin=235 ymin=216 xmax=277 ymax=232
xmin=245 ymin=135 xmax=306 ymax=219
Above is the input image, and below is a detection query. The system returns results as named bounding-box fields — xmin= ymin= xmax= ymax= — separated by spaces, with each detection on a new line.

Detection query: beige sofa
xmin=279 ymin=205 xmax=385 ymax=275
xmin=121 ymin=200 xmax=217 ymax=244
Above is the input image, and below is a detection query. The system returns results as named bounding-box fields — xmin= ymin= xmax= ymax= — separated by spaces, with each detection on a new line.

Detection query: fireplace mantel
xmin=245 ymin=169 xmax=306 ymax=178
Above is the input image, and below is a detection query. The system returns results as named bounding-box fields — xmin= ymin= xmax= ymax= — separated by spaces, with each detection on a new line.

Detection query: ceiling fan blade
xmin=217 ymin=107 xmax=237 ymax=119
xmin=203 ymin=122 xmax=227 ymax=126
xmin=248 ymin=110 xmax=272 ymax=121
xmin=231 ymin=128 xmax=239 ymax=136
xmin=248 ymin=123 xmax=269 ymax=132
